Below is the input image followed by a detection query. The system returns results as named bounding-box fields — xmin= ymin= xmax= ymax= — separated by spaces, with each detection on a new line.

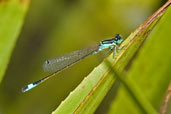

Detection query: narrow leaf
xmin=52 ymin=1 xmax=171 ymax=114
xmin=0 ymin=0 xmax=29 ymax=82
xmin=109 ymin=4 xmax=171 ymax=114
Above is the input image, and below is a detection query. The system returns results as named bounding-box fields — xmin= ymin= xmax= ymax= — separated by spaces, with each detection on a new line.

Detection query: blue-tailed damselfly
xmin=22 ymin=34 xmax=123 ymax=92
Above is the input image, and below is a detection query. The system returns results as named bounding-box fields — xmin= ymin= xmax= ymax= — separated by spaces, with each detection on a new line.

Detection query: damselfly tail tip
xmin=21 ymin=87 xmax=27 ymax=93
xmin=21 ymin=83 xmax=37 ymax=92
xmin=22 ymin=79 xmax=43 ymax=92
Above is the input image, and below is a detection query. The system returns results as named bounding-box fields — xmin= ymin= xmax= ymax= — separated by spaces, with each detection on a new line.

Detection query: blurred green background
xmin=0 ymin=0 xmax=168 ymax=114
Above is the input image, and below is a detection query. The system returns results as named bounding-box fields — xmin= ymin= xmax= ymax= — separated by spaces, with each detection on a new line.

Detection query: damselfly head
xmin=114 ymin=34 xmax=123 ymax=44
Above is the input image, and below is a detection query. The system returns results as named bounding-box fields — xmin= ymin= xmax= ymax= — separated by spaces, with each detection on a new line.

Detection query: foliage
xmin=0 ymin=0 xmax=29 ymax=82
xmin=0 ymin=0 xmax=170 ymax=114
xmin=53 ymin=1 xmax=171 ymax=114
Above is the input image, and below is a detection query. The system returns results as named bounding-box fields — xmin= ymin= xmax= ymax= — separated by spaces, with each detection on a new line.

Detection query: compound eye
xmin=115 ymin=34 xmax=121 ymax=39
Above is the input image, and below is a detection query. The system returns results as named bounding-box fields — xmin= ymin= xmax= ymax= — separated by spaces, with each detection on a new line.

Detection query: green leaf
xmin=52 ymin=1 xmax=171 ymax=114
xmin=108 ymin=4 xmax=171 ymax=114
xmin=0 ymin=0 xmax=29 ymax=83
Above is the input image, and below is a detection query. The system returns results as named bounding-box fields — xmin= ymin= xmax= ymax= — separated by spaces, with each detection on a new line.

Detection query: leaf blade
xmin=52 ymin=1 xmax=171 ymax=114
xmin=108 ymin=4 xmax=171 ymax=114
xmin=0 ymin=0 xmax=29 ymax=83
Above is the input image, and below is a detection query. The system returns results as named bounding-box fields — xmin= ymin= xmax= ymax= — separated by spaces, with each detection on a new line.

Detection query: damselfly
xmin=22 ymin=34 xmax=123 ymax=92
